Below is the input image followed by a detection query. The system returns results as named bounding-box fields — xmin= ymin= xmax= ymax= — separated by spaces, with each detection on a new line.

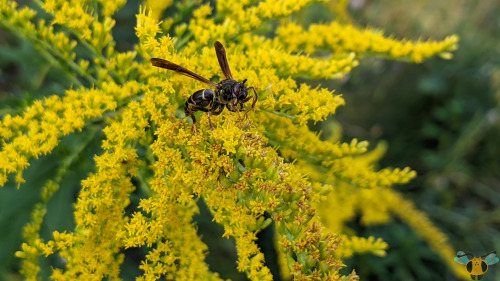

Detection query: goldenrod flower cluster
xmin=313 ymin=141 xmax=468 ymax=278
xmin=0 ymin=0 xmax=461 ymax=280
xmin=275 ymin=22 xmax=458 ymax=62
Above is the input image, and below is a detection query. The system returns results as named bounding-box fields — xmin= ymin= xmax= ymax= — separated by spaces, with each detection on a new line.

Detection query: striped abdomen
xmin=184 ymin=89 xmax=215 ymax=115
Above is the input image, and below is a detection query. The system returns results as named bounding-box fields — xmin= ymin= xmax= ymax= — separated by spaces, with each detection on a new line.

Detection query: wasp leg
xmin=247 ymin=87 xmax=258 ymax=110
xmin=185 ymin=89 xmax=214 ymax=132
xmin=226 ymin=102 xmax=240 ymax=112
xmin=226 ymin=104 xmax=236 ymax=112
xmin=206 ymin=112 xmax=214 ymax=131
xmin=185 ymin=103 xmax=211 ymax=132
xmin=226 ymin=101 xmax=244 ymax=126
xmin=184 ymin=105 xmax=197 ymax=133
xmin=206 ymin=103 xmax=225 ymax=131
xmin=211 ymin=103 xmax=225 ymax=116
xmin=237 ymin=96 xmax=251 ymax=119
xmin=241 ymin=87 xmax=258 ymax=121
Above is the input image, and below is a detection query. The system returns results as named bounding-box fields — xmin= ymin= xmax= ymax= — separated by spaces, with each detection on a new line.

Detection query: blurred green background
xmin=1 ymin=0 xmax=499 ymax=280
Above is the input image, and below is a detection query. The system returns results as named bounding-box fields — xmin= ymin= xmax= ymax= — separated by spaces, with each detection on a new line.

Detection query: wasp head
xmin=233 ymin=79 xmax=249 ymax=101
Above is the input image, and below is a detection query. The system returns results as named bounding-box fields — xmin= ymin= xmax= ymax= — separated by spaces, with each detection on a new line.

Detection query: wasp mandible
xmin=151 ymin=41 xmax=258 ymax=132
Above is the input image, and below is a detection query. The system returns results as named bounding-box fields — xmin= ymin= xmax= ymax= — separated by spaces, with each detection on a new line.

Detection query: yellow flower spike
xmin=336 ymin=235 xmax=388 ymax=258
xmin=0 ymin=88 xmax=117 ymax=185
xmin=381 ymin=189 xmax=470 ymax=279
xmin=316 ymin=178 xmax=468 ymax=275
xmin=275 ymin=21 xmax=459 ymax=62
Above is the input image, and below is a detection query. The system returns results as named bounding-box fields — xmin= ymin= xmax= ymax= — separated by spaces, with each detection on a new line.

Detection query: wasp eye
xmin=233 ymin=83 xmax=241 ymax=98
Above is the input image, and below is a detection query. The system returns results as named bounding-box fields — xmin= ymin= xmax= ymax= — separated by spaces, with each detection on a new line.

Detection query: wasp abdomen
xmin=190 ymin=89 xmax=214 ymax=104
xmin=185 ymin=89 xmax=215 ymax=115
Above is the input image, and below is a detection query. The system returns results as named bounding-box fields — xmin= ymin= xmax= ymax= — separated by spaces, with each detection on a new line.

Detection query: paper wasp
xmin=151 ymin=41 xmax=257 ymax=132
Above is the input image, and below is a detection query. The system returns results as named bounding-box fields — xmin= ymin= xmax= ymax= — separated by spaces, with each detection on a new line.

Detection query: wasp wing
xmin=214 ymin=41 xmax=234 ymax=80
xmin=483 ymin=252 xmax=499 ymax=265
xmin=151 ymin=58 xmax=217 ymax=87
xmin=454 ymin=251 xmax=471 ymax=265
